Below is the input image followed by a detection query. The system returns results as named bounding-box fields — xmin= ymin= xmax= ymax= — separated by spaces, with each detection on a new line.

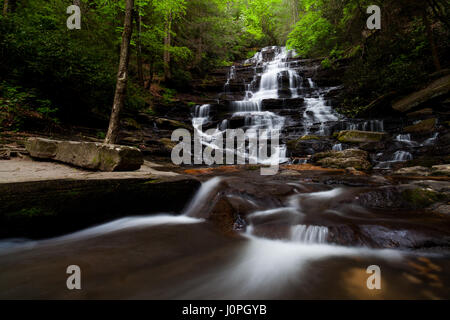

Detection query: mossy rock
xmin=299 ymin=135 xmax=321 ymax=141
xmin=404 ymin=118 xmax=437 ymax=134
xmin=401 ymin=188 xmax=445 ymax=208
xmin=155 ymin=118 xmax=191 ymax=130
xmin=123 ymin=118 xmax=141 ymax=130
xmin=159 ymin=138 xmax=177 ymax=150
xmin=337 ymin=130 xmax=387 ymax=143
xmin=317 ymin=157 xmax=372 ymax=171
xmin=431 ymin=165 xmax=450 ymax=176
xmin=313 ymin=148 xmax=369 ymax=161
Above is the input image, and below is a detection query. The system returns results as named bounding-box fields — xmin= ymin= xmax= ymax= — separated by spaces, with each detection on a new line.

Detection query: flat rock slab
xmin=26 ymin=137 xmax=143 ymax=172
xmin=0 ymin=159 xmax=199 ymax=239
xmin=338 ymin=130 xmax=387 ymax=143
xmin=0 ymin=158 xmax=178 ymax=183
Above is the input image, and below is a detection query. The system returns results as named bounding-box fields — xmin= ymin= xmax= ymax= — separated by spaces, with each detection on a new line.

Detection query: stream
xmin=0 ymin=47 xmax=449 ymax=299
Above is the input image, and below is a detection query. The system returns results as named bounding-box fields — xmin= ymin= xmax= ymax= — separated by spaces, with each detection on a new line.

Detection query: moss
xmin=91 ymin=155 xmax=100 ymax=166
xmin=160 ymin=138 xmax=177 ymax=149
xmin=338 ymin=130 xmax=387 ymax=143
xmin=401 ymin=188 xmax=445 ymax=208
xmin=299 ymin=135 xmax=321 ymax=140
xmin=7 ymin=207 xmax=56 ymax=218
xmin=245 ymin=165 xmax=260 ymax=171
xmin=124 ymin=118 xmax=141 ymax=130
xmin=144 ymin=179 xmax=162 ymax=184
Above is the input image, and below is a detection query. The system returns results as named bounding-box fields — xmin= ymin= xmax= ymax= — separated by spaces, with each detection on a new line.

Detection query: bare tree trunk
xmin=3 ymin=0 xmax=9 ymax=16
xmin=104 ymin=0 xmax=134 ymax=145
xmin=163 ymin=11 xmax=172 ymax=82
xmin=134 ymin=9 xmax=144 ymax=87
xmin=423 ymin=11 xmax=441 ymax=71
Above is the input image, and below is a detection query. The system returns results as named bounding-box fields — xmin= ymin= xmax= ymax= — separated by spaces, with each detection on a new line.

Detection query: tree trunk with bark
xmin=3 ymin=0 xmax=9 ymax=16
xmin=135 ymin=9 xmax=144 ymax=88
xmin=423 ymin=10 xmax=441 ymax=71
xmin=163 ymin=11 xmax=173 ymax=82
xmin=104 ymin=0 xmax=134 ymax=145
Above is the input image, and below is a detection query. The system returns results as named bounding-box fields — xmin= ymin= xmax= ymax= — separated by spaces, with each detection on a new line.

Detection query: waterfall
xmin=332 ymin=144 xmax=343 ymax=151
xmin=375 ymin=150 xmax=413 ymax=169
xmin=291 ymin=225 xmax=329 ymax=244
xmin=192 ymin=46 xmax=298 ymax=165
xmin=183 ymin=177 xmax=223 ymax=217
xmin=303 ymin=96 xmax=339 ymax=135
xmin=346 ymin=120 xmax=384 ymax=132
xmin=194 ymin=104 xmax=210 ymax=118
xmin=393 ymin=151 xmax=413 ymax=162
xmin=423 ymin=133 xmax=439 ymax=146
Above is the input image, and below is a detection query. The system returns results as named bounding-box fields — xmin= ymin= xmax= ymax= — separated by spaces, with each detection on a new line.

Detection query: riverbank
xmin=0 ymin=158 xmax=200 ymax=239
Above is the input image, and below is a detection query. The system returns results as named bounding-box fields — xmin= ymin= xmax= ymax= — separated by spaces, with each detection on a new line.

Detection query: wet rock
xmin=154 ymin=118 xmax=191 ymax=130
xmin=327 ymin=225 xmax=364 ymax=247
xmin=312 ymin=148 xmax=369 ymax=161
xmin=394 ymin=166 xmax=432 ymax=176
xmin=404 ymin=118 xmax=437 ymax=134
xmin=26 ymin=138 xmax=143 ymax=172
xmin=287 ymin=136 xmax=333 ymax=157
xmin=208 ymin=196 xmax=238 ymax=235
xmin=358 ymin=225 xmax=450 ymax=249
xmin=407 ymin=108 xmax=434 ymax=118
xmin=432 ymin=164 xmax=450 ymax=176
xmin=357 ymin=186 xmax=412 ymax=209
xmin=0 ymin=149 xmax=11 ymax=160
xmin=433 ymin=205 xmax=450 ymax=215
xmin=0 ymin=177 xmax=201 ymax=239
xmin=261 ymin=98 xmax=304 ymax=110
xmin=317 ymin=157 xmax=372 ymax=171
xmin=311 ymin=149 xmax=372 ymax=171
xmin=392 ymin=75 xmax=450 ymax=112
xmin=337 ymin=130 xmax=387 ymax=143
xmin=401 ymin=188 xmax=445 ymax=209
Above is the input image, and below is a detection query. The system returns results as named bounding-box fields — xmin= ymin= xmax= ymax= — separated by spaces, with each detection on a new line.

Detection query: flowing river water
xmin=0 ymin=47 xmax=449 ymax=299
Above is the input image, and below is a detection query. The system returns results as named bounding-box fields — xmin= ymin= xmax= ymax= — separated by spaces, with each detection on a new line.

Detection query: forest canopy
xmin=0 ymin=0 xmax=448 ymax=129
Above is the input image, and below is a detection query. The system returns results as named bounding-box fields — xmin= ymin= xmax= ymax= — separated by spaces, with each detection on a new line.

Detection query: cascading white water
xmin=375 ymin=150 xmax=414 ymax=169
xmin=184 ymin=177 xmax=223 ymax=217
xmin=423 ymin=132 xmax=439 ymax=146
xmin=291 ymin=225 xmax=329 ymax=244
xmin=192 ymin=46 xmax=303 ymax=165
xmin=346 ymin=120 xmax=384 ymax=132
xmin=302 ymin=78 xmax=339 ymax=135
xmin=393 ymin=151 xmax=413 ymax=162
xmin=332 ymin=143 xmax=343 ymax=151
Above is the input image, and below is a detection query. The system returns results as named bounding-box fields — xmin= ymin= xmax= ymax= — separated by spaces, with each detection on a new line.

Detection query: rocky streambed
xmin=1 ymin=168 xmax=450 ymax=299
xmin=0 ymin=46 xmax=449 ymax=299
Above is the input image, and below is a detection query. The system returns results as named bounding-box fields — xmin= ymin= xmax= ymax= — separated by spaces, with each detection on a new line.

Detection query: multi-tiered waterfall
xmin=193 ymin=46 xmax=444 ymax=169
xmin=192 ymin=46 xmax=342 ymax=165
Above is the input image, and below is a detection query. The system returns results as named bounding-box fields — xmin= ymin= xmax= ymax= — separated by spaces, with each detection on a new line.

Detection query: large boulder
xmin=392 ymin=75 xmax=450 ymax=112
xmin=432 ymin=164 xmax=450 ymax=176
xmin=287 ymin=136 xmax=333 ymax=157
xmin=404 ymin=118 xmax=437 ymax=134
xmin=337 ymin=130 xmax=387 ymax=143
xmin=26 ymin=138 xmax=143 ymax=172
xmin=312 ymin=148 xmax=372 ymax=171
xmin=394 ymin=166 xmax=431 ymax=176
